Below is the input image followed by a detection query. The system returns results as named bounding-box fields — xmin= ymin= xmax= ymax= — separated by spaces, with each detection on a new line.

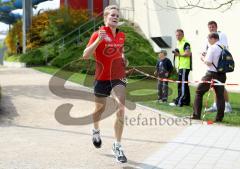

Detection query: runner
xmin=83 ymin=5 xmax=127 ymax=163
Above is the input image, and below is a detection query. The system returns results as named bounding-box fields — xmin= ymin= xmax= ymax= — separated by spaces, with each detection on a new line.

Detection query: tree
xmin=154 ymin=0 xmax=239 ymax=11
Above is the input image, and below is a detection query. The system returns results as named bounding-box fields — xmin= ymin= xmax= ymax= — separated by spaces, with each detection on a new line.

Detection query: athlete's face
xmin=105 ymin=9 xmax=119 ymax=27
xmin=208 ymin=24 xmax=217 ymax=33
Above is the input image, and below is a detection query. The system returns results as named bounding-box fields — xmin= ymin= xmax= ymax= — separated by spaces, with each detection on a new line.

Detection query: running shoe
xmin=112 ymin=143 xmax=127 ymax=163
xmin=92 ymin=129 xmax=102 ymax=148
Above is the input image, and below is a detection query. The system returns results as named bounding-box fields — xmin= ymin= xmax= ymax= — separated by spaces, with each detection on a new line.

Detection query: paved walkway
xmin=141 ymin=124 xmax=240 ymax=169
xmin=0 ymin=67 xmax=239 ymax=169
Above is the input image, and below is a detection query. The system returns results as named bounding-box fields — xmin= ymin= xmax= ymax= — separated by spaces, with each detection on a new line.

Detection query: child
xmin=154 ymin=50 xmax=173 ymax=102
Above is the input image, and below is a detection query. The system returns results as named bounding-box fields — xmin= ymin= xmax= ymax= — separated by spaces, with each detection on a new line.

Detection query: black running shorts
xmin=94 ymin=79 xmax=126 ymax=97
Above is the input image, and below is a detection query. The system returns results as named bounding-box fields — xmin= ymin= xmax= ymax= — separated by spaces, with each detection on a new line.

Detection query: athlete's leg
xmin=92 ymin=96 xmax=106 ymax=148
xmin=93 ymin=96 xmax=107 ymax=130
xmin=112 ymin=85 xmax=126 ymax=142
xmin=112 ymin=84 xmax=127 ymax=163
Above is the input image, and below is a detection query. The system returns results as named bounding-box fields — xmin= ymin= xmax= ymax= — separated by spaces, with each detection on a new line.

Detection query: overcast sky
xmin=0 ymin=0 xmax=60 ymax=34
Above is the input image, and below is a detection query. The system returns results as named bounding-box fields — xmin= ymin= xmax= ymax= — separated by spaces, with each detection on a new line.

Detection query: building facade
xmin=60 ymin=0 xmax=109 ymax=14
xmin=110 ymin=0 xmax=240 ymax=92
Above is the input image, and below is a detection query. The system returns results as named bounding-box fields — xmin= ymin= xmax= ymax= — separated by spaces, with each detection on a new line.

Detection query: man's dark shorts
xmin=94 ymin=79 xmax=126 ymax=97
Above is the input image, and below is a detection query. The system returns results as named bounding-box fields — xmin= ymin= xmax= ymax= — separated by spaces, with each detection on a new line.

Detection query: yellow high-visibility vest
xmin=175 ymin=37 xmax=191 ymax=70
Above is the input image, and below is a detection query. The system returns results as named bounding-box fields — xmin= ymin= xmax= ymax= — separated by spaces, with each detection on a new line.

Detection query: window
xmin=151 ymin=36 xmax=172 ymax=48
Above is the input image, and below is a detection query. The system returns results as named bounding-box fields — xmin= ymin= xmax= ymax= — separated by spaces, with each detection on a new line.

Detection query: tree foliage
xmin=5 ymin=8 xmax=89 ymax=54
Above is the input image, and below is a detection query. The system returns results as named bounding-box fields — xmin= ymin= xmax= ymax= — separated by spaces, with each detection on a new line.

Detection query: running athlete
xmin=83 ymin=5 xmax=127 ymax=163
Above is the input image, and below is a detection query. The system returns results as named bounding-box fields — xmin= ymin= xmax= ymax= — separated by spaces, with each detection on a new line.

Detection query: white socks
xmin=93 ymin=128 xmax=100 ymax=133
xmin=114 ymin=141 xmax=121 ymax=147
xmin=212 ymin=102 xmax=231 ymax=108
xmin=225 ymin=102 xmax=231 ymax=108
xmin=212 ymin=102 xmax=217 ymax=108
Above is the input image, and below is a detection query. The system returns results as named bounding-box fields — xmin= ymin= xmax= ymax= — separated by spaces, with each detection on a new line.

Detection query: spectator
xmin=192 ymin=32 xmax=226 ymax=122
xmin=154 ymin=50 xmax=173 ymax=103
xmin=16 ymin=42 xmax=22 ymax=54
xmin=202 ymin=21 xmax=232 ymax=113
xmin=169 ymin=29 xmax=192 ymax=107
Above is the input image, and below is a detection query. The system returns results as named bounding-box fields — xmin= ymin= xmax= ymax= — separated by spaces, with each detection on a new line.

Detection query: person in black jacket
xmin=16 ymin=42 xmax=22 ymax=54
xmin=154 ymin=50 xmax=173 ymax=103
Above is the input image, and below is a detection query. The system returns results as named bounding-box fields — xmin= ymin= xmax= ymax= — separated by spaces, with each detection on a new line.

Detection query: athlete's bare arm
xmin=83 ymin=29 xmax=107 ymax=59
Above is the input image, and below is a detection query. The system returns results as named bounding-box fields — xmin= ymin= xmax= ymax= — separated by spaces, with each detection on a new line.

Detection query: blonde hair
xmin=103 ymin=5 xmax=119 ymax=24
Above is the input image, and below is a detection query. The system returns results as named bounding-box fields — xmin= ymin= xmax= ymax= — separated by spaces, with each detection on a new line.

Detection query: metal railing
xmin=26 ymin=8 xmax=136 ymax=64
xmin=51 ymin=11 xmax=103 ymax=47
xmin=120 ymin=8 xmax=135 ymax=22
xmin=58 ymin=19 xmax=103 ymax=49
xmin=48 ymin=8 xmax=136 ymax=52
xmin=42 ymin=12 xmax=104 ymax=63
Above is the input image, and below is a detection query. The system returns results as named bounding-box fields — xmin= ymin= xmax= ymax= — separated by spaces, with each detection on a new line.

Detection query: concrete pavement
xmin=141 ymin=124 xmax=240 ymax=169
xmin=0 ymin=67 xmax=239 ymax=169
xmin=0 ymin=67 xmax=184 ymax=169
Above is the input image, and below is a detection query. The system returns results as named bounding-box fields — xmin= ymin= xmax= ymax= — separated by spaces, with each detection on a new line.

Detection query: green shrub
xmin=50 ymin=45 xmax=82 ymax=68
xmin=120 ymin=26 xmax=157 ymax=66
xmin=42 ymin=44 xmax=59 ymax=63
xmin=19 ymin=49 xmax=45 ymax=66
xmin=17 ymin=21 xmax=158 ymax=71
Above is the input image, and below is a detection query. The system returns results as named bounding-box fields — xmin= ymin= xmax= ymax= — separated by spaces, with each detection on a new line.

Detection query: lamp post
xmin=22 ymin=0 xmax=32 ymax=53
xmin=88 ymin=0 xmax=93 ymax=18
xmin=103 ymin=0 xmax=109 ymax=9
xmin=64 ymin=0 xmax=68 ymax=8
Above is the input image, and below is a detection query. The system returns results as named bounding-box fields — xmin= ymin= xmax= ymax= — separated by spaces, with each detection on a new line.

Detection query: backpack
xmin=212 ymin=45 xmax=235 ymax=73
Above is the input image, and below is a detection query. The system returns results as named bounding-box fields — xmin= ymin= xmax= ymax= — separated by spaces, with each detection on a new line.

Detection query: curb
xmin=3 ymin=61 xmax=26 ymax=68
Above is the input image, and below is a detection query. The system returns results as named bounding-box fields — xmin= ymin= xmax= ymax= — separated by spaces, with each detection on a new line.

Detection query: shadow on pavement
xmin=104 ymin=154 xmax=163 ymax=169
xmin=0 ymin=94 xmax=18 ymax=126
xmin=12 ymin=124 xmax=240 ymax=153
xmin=3 ymin=85 xmax=61 ymax=100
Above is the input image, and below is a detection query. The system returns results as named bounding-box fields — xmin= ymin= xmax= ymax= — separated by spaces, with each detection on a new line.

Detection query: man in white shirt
xmin=192 ymin=32 xmax=226 ymax=122
xmin=202 ymin=21 xmax=232 ymax=113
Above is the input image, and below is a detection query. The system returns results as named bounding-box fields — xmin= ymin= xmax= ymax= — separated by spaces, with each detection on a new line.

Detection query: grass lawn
xmin=34 ymin=66 xmax=240 ymax=126
xmin=4 ymin=55 xmax=21 ymax=62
